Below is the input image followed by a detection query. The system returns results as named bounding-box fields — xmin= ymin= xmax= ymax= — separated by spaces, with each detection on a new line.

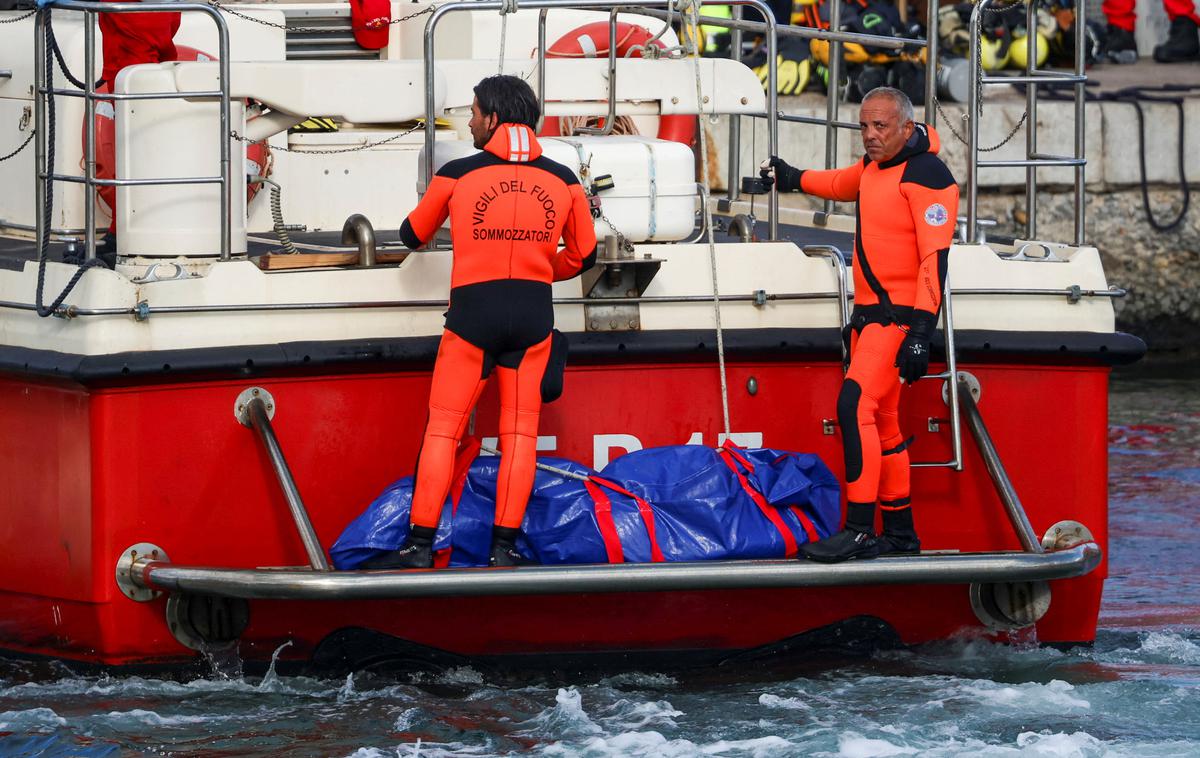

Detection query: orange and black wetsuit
xmin=799 ymin=124 xmax=958 ymax=524
xmin=399 ymin=123 xmax=596 ymax=533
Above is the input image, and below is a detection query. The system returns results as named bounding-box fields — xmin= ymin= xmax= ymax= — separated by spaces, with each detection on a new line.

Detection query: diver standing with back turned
xmin=363 ymin=75 xmax=596 ymax=569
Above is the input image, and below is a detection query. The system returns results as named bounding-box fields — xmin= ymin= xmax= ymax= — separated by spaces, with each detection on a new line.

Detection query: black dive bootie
xmin=360 ymin=525 xmax=435 ymax=569
xmin=877 ymin=501 xmax=921 ymax=556
xmin=802 ymin=502 xmax=879 ymax=563
xmin=1154 ymin=17 xmax=1200 ymax=62
xmin=488 ymin=526 xmax=531 ymax=567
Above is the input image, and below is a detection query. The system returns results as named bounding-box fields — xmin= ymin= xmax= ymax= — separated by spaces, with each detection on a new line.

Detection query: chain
xmin=0 ymin=129 xmax=34 ymax=162
xmin=935 ymin=97 xmax=1027 ymax=151
xmin=935 ymin=0 xmax=1029 ymax=153
xmin=229 ymin=122 xmax=422 ymax=154
xmin=0 ymin=9 xmax=35 ymax=23
xmin=205 ymin=0 xmax=433 ymax=33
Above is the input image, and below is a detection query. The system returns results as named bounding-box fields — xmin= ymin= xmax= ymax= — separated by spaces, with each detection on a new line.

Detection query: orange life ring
xmin=539 ymin=21 xmax=696 ymax=146
xmin=87 ymin=45 xmax=271 ymax=224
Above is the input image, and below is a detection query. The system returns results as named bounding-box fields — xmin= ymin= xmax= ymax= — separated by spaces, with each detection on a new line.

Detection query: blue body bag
xmin=331 ymin=442 xmax=841 ymax=569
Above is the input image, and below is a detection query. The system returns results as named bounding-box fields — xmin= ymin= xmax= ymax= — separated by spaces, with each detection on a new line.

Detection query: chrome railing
xmin=35 ymin=0 xmax=232 ymax=261
xmin=422 ymin=0 xmax=781 ymax=238
xmin=968 ymin=0 xmax=1087 ymax=244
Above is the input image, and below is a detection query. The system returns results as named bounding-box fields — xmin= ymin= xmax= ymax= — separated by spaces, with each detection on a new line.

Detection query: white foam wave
xmin=758 ymin=693 xmax=811 ymax=711
xmin=1136 ymin=632 xmax=1200 ymax=665
xmin=520 ymin=687 xmax=602 ymax=737
xmin=0 ymin=707 xmax=67 ymax=730
xmin=959 ymin=679 xmax=1090 ymax=711
xmin=837 ymin=732 xmax=919 ymax=757
xmin=597 ymin=698 xmax=682 ymax=731
xmin=99 ymin=708 xmax=216 ymax=726
xmin=540 ymin=731 xmax=791 ymax=757
xmin=394 ymin=706 xmax=421 ymax=731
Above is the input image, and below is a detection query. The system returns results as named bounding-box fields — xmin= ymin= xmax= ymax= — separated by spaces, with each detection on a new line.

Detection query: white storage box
xmin=420 ymin=135 xmax=698 ymax=243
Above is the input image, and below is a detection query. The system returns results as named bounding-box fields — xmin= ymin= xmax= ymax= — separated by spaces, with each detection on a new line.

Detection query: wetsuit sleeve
xmin=399 ymin=174 xmax=455 ymax=250
xmin=551 ymin=183 xmax=598 ymax=281
xmin=901 ymin=169 xmax=959 ymax=319
xmin=799 ymin=158 xmax=866 ymax=202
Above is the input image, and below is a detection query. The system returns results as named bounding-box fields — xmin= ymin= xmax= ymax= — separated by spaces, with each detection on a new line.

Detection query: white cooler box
xmin=420 ymin=135 xmax=698 ymax=243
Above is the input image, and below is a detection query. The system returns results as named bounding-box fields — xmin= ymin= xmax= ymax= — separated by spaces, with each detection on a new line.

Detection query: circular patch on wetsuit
xmin=924 ymin=203 xmax=949 ymax=226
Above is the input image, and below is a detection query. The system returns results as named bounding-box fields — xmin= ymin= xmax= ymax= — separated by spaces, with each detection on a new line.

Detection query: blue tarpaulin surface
xmin=331 ymin=443 xmax=842 ymax=569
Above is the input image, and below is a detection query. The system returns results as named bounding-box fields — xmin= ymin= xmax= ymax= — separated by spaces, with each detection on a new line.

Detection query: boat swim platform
xmin=121 ymin=543 xmax=1102 ymax=601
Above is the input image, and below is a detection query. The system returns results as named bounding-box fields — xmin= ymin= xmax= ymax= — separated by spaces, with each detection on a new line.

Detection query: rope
xmin=47 ymin=19 xmax=103 ymax=90
xmin=36 ymin=9 xmax=106 ymax=319
xmin=498 ymin=0 xmax=518 ymax=75
xmin=683 ymin=0 xmax=731 ymax=439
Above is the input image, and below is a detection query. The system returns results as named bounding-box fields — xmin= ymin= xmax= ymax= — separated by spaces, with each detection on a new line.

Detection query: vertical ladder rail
xmin=911 ymin=277 xmax=963 ymax=470
xmin=966 ymin=0 xmax=1087 ymax=245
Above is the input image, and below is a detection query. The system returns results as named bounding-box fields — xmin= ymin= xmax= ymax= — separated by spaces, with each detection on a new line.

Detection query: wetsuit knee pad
xmin=540 ymin=329 xmax=569 ymax=403
xmin=837 ymin=379 xmax=864 ymax=482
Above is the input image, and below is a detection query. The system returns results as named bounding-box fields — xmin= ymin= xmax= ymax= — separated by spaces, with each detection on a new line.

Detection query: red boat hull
xmin=0 ymin=358 xmax=1108 ymax=667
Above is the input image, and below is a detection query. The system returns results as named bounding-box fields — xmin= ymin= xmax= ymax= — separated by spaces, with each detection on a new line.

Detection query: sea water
xmin=1 ymin=365 xmax=1197 ymax=758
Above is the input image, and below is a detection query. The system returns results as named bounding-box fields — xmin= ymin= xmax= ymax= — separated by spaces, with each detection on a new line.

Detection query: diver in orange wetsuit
xmin=766 ymin=87 xmax=959 ymax=563
xmin=363 ymin=75 xmax=596 ymax=569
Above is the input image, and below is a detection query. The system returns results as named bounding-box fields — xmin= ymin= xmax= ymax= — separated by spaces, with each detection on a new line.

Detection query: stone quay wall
xmin=707 ymin=96 xmax=1200 ymax=354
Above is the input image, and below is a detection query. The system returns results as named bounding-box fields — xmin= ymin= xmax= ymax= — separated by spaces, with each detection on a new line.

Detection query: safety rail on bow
xmin=34 ymin=0 xmax=233 ymax=262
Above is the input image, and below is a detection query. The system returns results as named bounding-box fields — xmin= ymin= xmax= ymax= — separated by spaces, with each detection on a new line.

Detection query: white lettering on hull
xmin=480 ymin=433 xmax=765 ymax=469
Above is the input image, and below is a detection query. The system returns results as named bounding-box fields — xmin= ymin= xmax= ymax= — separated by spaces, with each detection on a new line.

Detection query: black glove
xmin=761 ymin=156 xmax=804 ymax=193
xmin=895 ymin=310 xmax=938 ymax=384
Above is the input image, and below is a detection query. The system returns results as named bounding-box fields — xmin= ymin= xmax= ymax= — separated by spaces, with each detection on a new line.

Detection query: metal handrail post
xmin=1025 ymin=0 xmax=1037 ymax=240
xmin=923 ymin=0 xmax=937 ymax=121
xmin=965 ymin=0 xmax=986 ymax=242
xmin=725 ymin=3 xmax=742 ymax=206
xmin=960 ymin=384 xmax=1043 ymax=553
xmin=34 ymin=10 xmax=46 ymax=262
xmin=1073 ymin=0 xmax=1086 ymax=244
xmin=821 ymin=0 xmax=842 ymax=220
xmin=801 ymin=244 xmax=850 ymax=366
xmin=84 ymin=10 xmax=96 ymax=260
xmin=217 ymin=3 xmax=230 ymax=261
xmin=763 ymin=0 xmax=777 ymax=240
xmin=941 ymin=279 xmax=962 ymax=470
xmin=576 ymin=9 xmax=619 ymax=136
xmin=536 ymin=8 xmax=548 ymax=134
xmin=245 ymin=397 xmax=331 ymax=571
